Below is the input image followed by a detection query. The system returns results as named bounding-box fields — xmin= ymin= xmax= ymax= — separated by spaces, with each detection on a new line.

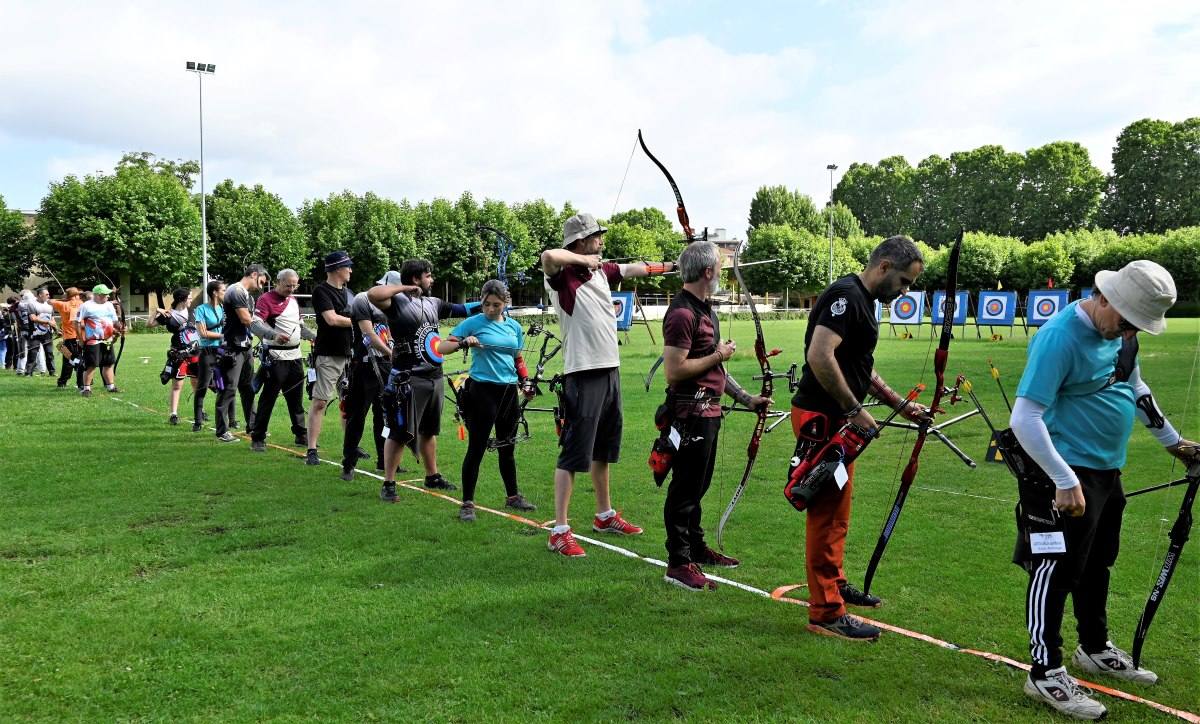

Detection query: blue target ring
xmin=985 ymin=299 xmax=1003 ymax=316
xmin=1036 ymin=298 xmax=1057 ymax=317
xmin=894 ymin=296 xmax=918 ymax=320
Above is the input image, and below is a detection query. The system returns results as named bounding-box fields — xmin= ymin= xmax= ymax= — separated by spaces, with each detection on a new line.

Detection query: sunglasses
xmin=1117 ymin=317 xmax=1141 ymax=333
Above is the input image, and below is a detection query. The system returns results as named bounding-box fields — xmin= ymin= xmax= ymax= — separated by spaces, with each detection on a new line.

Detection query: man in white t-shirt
xmin=540 ymin=212 xmax=674 ymax=557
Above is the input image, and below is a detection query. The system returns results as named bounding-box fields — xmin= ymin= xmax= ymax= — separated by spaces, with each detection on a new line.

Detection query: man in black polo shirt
xmin=217 ymin=264 xmax=268 ymax=437
xmin=790 ymin=235 xmax=928 ymax=641
xmin=305 ymin=250 xmax=355 ymax=465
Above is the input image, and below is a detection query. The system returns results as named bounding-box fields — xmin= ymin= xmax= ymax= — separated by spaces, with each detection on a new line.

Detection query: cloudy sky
xmin=2 ymin=0 xmax=1198 ymax=237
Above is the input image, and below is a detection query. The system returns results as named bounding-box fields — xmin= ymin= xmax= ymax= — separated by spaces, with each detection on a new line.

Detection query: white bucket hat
xmin=1094 ymin=260 xmax=1176 ymax=335
xmin=561 ymin=213 xmax=607 ymax=247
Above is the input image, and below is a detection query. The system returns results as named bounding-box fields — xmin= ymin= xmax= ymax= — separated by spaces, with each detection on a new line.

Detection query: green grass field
xmin=2 ymin=319 xmax=1198 ymax=722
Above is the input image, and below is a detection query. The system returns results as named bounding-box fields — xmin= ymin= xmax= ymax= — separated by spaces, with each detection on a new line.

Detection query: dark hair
xmin=244 ymin=263 xmax=268 ymax=278
xmin=36 ymin=286 xmax=48 ymax=295
xmin=206 ymin=280 xmax=225 ymax=300
xmin=401 ymin=259 xmax=433 ymax=286
xmin=172 ymin=288 xmax=191 ymax=306
xmin=6 ymin=296 xmax=16 ymax=304
xmin=868 ymin=235 xmax=924 ymax=270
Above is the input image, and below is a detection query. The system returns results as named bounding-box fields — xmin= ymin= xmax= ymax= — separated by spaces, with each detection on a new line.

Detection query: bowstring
xmin=610 ymin=134 xmax=639 ymax=218
xmin=885 ymin=295 xmax=938 ymax=499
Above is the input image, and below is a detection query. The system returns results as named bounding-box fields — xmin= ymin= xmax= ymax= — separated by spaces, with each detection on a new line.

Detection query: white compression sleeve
xmin=1010 ymin=397 xmax=1080 ymax=490
xmin=1130 ymin=366 xmax=1182 ymax=447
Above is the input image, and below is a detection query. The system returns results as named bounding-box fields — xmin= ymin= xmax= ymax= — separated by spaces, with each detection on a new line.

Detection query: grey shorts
xmin=556 ymin=367 xmax=622 ymax=473
xmin=312 ymin=355 xmax=349 ymax=401
xmin=409 ymin=374 xmax=444 ymax=438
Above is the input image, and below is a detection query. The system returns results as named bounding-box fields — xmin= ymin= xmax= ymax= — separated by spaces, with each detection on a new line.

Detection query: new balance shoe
xmin=304 ymin=449 xmax=320 ymax=466
xmin=250 ymin=440 xmax=267 ymax=453
xmin=664 ymin=563 xmax=717 ymax=591
xmin=424 ymin=474 xmax=457 ymax=491
xmin=1023 ymin=667 xmax=1107 ymax=720
xmin=217 ymin=432 xmax=239 ymax=443
xmin=505 ymin=494 xmax=537 ymax=511
xmin=458 ymin=502 xmax=476 ymax=522
xmin=806 ymin=614 xmax=881 ymax=642
xmin=698 ymin=547 xmax=740 ymax=568
xmin=548 ymin=529 xmax=586 ymax=557
xmin=380 ymin=482 xmax=398 ymax=503
xmin=1073 ymin=642 xmax=1158 ymax=684
xmin=592 ymin=511 xmax=642 ymax=535
xmin=839 ymin=582 xmax=882 ymax=608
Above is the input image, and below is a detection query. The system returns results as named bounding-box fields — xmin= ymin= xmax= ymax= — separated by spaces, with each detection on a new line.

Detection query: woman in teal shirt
xmin=194 ymin=280 xmax=234 ymax=442
xmin=439 ymin=280 xmax=536 ymax=521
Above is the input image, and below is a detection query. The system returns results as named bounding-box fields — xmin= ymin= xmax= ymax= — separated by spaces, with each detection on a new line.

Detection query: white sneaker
xmin=1073 ymin=642 xmax=1158 ymax=684
xmin=1023 ymin=667 xmax=1107 ymax=720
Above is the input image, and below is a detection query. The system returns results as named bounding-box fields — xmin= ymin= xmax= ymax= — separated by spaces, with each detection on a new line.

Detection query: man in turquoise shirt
xmin=1010 ymin=261 xmax=1197 ymax=720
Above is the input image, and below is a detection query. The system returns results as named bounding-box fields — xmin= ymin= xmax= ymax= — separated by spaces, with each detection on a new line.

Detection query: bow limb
xmin=861 ymin=230 xmax=963 ymax=595
xmin=716 ymin=245 xmax=780 ymax=550
xmin=94 ymin=265 xmax=126 ymax=371
xmin=1130 ymin=462 xmax=1199 ymax=668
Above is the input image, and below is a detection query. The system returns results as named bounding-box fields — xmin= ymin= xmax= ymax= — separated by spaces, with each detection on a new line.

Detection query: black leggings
xmin=459 ymin=379 xmax=520 ymax=503
xmin=342 ymin=360 xmax=386 ymax=468
xmin=193 ymin=348 xmax=225 ymax=430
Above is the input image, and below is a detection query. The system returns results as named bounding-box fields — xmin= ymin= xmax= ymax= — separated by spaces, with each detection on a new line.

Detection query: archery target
xmin=1027 ymin=290 xmax=1070 ymax=327
xmin=931 ymin=290 xmax=968 ymax=325
xmin=889 ymin=293 xmax=924 ymax=325
xmin=417 ymin=323 xmax=445 ymax=366
xmin=977 ymin=291 xmax=1017 ymax=325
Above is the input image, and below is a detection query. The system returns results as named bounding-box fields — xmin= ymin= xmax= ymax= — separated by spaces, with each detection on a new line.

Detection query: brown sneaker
xmin=505 ymin=494 xmax=536 ymax=512
xmin=664 ymin=563 xmax=717 ymax=591
xmin=698 ymin=547 xmax=740 ymax=568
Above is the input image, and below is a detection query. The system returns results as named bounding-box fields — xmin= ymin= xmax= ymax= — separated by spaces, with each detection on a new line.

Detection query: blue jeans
xmin=0 ymin=339 xmax=7 ymax=368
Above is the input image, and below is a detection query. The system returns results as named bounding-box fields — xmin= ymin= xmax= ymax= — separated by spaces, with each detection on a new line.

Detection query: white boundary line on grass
xmin=108 ymin=396 xmax=1198 ymax=723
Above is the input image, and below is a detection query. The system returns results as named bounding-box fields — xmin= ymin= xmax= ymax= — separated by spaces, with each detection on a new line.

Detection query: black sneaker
xmin=424 ymin=474 xmax=457 ymax=491
xmin=340 ymin=465 xmax=355 ymax=482
xmin=192 ymin=422 xmax=203 ymax=433
xmin=505 ymin=494 xmax=537 ymax=511
xmin=355 ymin=447 xmax=371 ymax=460
xmin=806 ymin=614 xmax=881 ymax=642
xmin=380 ymin=482 xmax=398 ymax=503
xmin=839 ymin=582 xmax=882 ymax=608
xmin=250 ymin=440 xmax=267 ymax=453
xmin=169 ymin=414 xmax=179 ymax=426
xmin=201 ymin=412 xmax=209 ymax=422
xmin=229 ymin=421 xmax=239 ymax=430
xmin=294 ymin=434 xmax=308 ymax=447
xmin=304 ymin=449 xmax=320 ymax=466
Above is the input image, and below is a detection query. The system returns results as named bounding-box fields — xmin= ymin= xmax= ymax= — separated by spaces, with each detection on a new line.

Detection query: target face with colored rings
xmin=1036 ymin=298 xmax=1058 ymax=317
xmin=894 ymin=296 xmax=918 ymax=320
xmin=985 ymin=299 xmax=1004 ymax=316
xmin=417 ymin=324 xmax=444 ymax=366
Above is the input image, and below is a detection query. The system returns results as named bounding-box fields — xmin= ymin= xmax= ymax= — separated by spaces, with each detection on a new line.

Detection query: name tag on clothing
xmin=1030 ymin=531 xmax=1067 ymax=555
xmin=834 ymin=462 xmax=849 ymax=489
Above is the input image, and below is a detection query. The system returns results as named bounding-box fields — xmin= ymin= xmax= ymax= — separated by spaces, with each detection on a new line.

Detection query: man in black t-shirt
xmin=304 ymin=250 xmax=355 ymax=466
xmin=791 ymin=235 xmax=928 ymax=642
xmin=218 ymin=263 xmax=269 ymax=435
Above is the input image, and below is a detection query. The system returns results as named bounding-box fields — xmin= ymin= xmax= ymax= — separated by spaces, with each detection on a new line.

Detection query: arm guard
xmin=869 ymin=372 xmax=902 ymax=408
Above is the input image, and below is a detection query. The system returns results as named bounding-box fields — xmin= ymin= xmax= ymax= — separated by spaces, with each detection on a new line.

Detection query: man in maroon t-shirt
xmin=659 ymin=241 xmax=770 ymax=590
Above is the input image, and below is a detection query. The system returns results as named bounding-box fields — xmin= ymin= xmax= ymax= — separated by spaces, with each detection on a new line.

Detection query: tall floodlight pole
xmin=826 ymin=163 xmax=838 ymax=285
xmin=186 ymin=61 xmax=216 ymax=287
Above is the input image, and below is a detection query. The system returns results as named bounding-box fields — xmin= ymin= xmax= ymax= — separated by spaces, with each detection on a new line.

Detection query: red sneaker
xmin=698 ymin=547 xmax=740 ymax=568
xmin=548 ymin=529 xmax=586 ymax=557
xmin=664 ymin=563 xmax=717 ymax=591
xmin=592 ymin=511 xmax=643 ymax=535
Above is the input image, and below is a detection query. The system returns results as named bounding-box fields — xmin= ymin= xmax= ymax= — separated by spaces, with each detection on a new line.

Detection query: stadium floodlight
xmin=185 ymin=60 xmax=216 ymax=286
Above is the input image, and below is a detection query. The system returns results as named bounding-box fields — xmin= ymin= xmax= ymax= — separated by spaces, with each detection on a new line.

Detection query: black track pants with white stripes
xmin=1023 ymin=467 xmax=1125 ymax=676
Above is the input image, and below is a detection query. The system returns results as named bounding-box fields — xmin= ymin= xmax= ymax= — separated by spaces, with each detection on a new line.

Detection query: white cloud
xmin=1 ymin=0 xmax=1198 ymax=237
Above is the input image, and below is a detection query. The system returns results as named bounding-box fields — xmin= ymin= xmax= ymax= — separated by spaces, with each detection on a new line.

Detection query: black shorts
xmin=409 ymin=375 xmax=444 ymax=438
xmin=556 ymin=367 xmax=622 ymax=473
xmin=84 ymin=343 xmax=116 ymax=369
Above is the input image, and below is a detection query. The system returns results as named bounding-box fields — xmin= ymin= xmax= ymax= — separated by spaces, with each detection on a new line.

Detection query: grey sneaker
xmin=1023 ymin=667 xmax=1106 ymax=720
xmin=340 ymin=466 xmax=355 ymax=482
xmin=304 ymin=449 xmax=320 ymax=466
xmin=379 ymin=482 xmax=398 ymax=503
xmin=250 ymin=440 xmax=267 ymax=453
xmin=217 ymin=432 xmax=239 ymax=443
xmin=806 ymin=614 xmax=881 ymax=642
xmin=839 ymin=582 xmax=882 ymax=608
xmin=458 ymin=502 xmax=476 ymax=522
xmin=1073 ymin=642 xmax=1157 ymax=684
xmin=505 ymin=494 xmax=536 ymax=511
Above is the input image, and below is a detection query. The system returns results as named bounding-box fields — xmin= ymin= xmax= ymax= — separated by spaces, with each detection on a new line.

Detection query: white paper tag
xmin=833 ymin=462 xmax=849 ymax=489
xmin=307 ymin=368 xmax=317 ymax=382
xmin=1029 ymin=531 xmax=1067 ymax=554
xmin=668 ymin=426 xmax=681 ymax=449
xmin=381 ymin=426 xmax=390 ymax=439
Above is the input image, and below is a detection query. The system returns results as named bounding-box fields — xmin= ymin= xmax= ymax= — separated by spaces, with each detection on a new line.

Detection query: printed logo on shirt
xmin=830 ymin=297 xmax=848 ymax=316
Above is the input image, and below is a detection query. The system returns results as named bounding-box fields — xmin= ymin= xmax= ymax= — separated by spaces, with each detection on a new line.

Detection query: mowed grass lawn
xmin=2 ymin=317 xmax=1197 ymax=722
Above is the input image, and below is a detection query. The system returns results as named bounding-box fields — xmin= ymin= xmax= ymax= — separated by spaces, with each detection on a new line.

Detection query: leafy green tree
xmin=1043 ymin=228 xmax=1119 ymax=289
xmin=832 ymin=156 xmax=915 ymax=236
xmin=473 ymin=199 xmax=538 ymax=291
xmin=0 ymin=195 xmax=34 ymax=291
xmin=408 ymin=195 xmax=475 ymax=301
xmin=299 ymin=191 xmax=408 ymax=290
xmin=206 ymin=180 xmax=308 ymax=282
xmin=1156 ymin=227 xmax=1200 ymax=301
xmin=1101 ymin=118 xmax=1200 ymax=233
xmin=513 ymin=199 xmax=567 ymax=258
xmin=35 ymin=161 xmax=202 ymax=293
xmin=1011 ymin=238 xmax=1075 ymax=291
xmin=949 ymin=145 xmax=1024 ymax=238
xmin=748 ymin=185 xmax=821 ymax=235
xmin=820 ymin=201 xmax=864 ymax=239
xmin=743 ymin=224 xmax=856 ymax=296
xmin=911 ymin=154 xmax=957 ymax=246
xmin=118 ymin=151 xmax=201 ymax=191
xmin=1014 ymin=142 xmax=1104 ymax=240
